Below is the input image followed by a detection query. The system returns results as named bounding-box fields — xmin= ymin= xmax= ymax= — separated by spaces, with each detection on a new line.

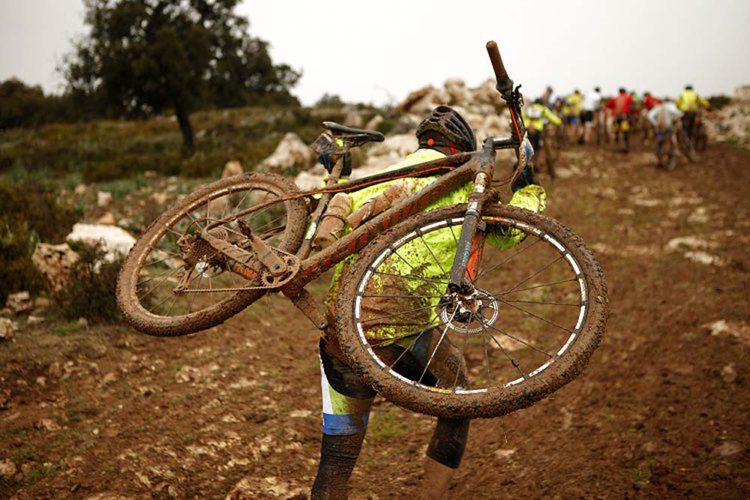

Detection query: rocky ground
xmin=1 ymin=138 xmax=749 ymax=498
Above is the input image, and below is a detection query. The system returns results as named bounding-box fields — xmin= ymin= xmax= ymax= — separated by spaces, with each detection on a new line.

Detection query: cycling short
xmin=564 ymin=115 xmax=578 ymax=125
xmin=580 ymin=111 xmax=594 ymax=124
xmin=319 ymin=332 xmax=443 ymax=435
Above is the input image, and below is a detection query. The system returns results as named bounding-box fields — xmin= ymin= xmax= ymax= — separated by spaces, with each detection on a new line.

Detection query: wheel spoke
xmin=390 ymin=248 xmax=445 ymax=296
xmin=481 ymin=319 xmax=554 ymax=358
xmin=496 ymin=277 xmax=578 ymax=296
xmin=473 ymin=236 xmax=542 ymax=284
xmin=418 ymin=233 xmax=447 ymax=275
xmin=362 ymin=303 xmax=439 ymax=326
xmin=479 ymin=317 xmax=527 ymax=379
xmin=373 ymin=270 xmax=449 ymax=286
xmin=418 ymin=309 xmax=457 ymax=385
xmin=496 ymin=297 xmax=574 ymax=334
xmin=501 ymin=254 xmax=566 ymax=296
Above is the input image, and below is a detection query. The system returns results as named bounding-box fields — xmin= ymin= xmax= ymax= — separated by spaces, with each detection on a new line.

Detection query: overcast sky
xmin=2 ymin=0 xmax=749 ymax=105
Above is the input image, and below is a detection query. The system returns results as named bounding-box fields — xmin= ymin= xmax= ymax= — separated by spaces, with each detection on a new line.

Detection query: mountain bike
xmin=117 ymin=42 xmax=608 ymax=419
xmin=655 ymin=128 xmax=677 ymax=171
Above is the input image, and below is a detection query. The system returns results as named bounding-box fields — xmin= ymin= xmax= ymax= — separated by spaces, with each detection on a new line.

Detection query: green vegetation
xmin=0 ymin=179 xmax=81 ymax=304
xmin=63 ymin=0 xmax=300 ymax=152
xmin=0 ymin=105 xmax=347 ymax=181
xmin=53 ymin=243 xmax=123 ymax=323
xmin=368 ymin=409 xmax=415 ymax=441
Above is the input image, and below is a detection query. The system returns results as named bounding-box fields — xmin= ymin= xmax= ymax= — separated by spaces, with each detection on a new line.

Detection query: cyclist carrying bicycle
xmin=311 ymin=106 xmax=547 ymax=499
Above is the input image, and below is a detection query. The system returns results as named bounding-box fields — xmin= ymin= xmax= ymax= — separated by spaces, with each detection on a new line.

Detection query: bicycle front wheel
xmin=335 ymin=204 xmax=607 ymax=419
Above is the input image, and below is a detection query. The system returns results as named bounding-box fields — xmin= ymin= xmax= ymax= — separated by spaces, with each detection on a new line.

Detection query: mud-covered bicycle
xmin=117 ymin=42 xmax=608 ymax=419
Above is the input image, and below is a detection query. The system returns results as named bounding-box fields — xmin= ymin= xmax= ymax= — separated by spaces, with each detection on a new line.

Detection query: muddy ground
xmin=1 ymin=143 xmax=749 ymax=499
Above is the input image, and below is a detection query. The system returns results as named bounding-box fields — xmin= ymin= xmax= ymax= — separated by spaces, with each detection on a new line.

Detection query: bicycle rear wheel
xmin=117 ymin=173 xmax=308 ymax=337
xmin=335 ymin=204 xmax=607 ymax=419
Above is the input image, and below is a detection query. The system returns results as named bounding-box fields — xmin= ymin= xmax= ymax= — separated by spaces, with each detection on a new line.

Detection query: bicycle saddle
xmin=322 ymin=121 xmax=384 ymax=147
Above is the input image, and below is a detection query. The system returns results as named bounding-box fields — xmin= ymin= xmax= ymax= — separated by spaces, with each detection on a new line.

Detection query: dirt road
xmin=1 ymin=145 xmax=749 ymax=498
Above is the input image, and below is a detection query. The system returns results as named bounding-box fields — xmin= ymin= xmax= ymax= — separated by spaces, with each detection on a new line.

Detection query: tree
xmin=64 ymin=0 xmax=300 ymax=153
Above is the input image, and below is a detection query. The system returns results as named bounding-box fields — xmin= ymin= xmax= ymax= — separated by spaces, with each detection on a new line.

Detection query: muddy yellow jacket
xmin=327 ymin=149 xmax=547 ymax=344
xmin=676 ymin=89 xmax=709 ymax=112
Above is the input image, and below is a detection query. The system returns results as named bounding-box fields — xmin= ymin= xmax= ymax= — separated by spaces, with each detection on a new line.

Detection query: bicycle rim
xmin=350 ymin=212 xmax=590 ymax=394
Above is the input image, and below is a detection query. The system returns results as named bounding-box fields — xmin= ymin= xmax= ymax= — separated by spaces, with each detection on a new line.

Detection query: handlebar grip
xmin=486 ymin=41 xmax=513 ymax=94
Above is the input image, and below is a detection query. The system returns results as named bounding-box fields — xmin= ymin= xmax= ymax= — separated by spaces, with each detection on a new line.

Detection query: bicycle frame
xmin=268 ymin=135 xmax=518 ymax=330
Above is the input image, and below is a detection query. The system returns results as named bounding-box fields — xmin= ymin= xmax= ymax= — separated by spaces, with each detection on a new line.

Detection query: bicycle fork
xmin=448 ymin=149 xmax=494 ymax=293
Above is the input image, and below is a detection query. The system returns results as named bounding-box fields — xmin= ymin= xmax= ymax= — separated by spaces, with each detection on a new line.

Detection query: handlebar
xmin=486 ymin=41 xmax=513 ymax=96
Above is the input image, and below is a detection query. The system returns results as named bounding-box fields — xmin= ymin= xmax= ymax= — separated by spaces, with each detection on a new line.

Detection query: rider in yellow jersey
xmin=563 ymin=89 xmax=583 ymax=144
xmin=311 ymin=106 xmax=546 ymax=499
xmin=676 ymin=85 xmax=710 ymax=140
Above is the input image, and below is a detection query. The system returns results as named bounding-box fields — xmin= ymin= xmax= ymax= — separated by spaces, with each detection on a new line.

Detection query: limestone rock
xmin=32 ymin=243 xmax=79 ymax=292
xmin=97 ymin=191 xmax=112 ymax=207
xmin=6 ymin=291 xmax=33 ymax=314
xmin=222 ymin=160 xmax=244 ymax=178
xmin=66 ymin=224 xmax=136 ymax=262
xmin=259 ymin=132 xmax=315 ymax=173
xmin=365 ymin=114 xmax=384 ymax=131
xmin=96 ymin=212 xmax=116 ymax=225
xmin=0 ymin=318 xmax=14 ymax=341
xmin=0 ymin=459 xmax=17 ymax=478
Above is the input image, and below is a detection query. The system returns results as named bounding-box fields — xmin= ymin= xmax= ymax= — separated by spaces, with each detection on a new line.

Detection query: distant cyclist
xmin=641 ymin=92 xmax=662 ymax=143
xmin=606 ymin=88 xmax=635 ymax=153
xmin=646 ymin=97 xmax=682 ymax=169
xmin=541 ymin=85 xmax=559 ymax=109
xmin=523 ymin=98 xmax=563 ymax=178
xmin=676 ymin=84 xmax=710 ymax=143
xmin=642 ymin=91 xmax=662 ymax=111
xmin=580 ymin=86 xmax=602 ymax=144
xmin=562 ymin=89 xmax=583 ymax=144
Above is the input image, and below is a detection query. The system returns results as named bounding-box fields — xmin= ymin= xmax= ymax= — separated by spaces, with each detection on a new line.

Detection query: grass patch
xmin=24 ymin=464 xmax=60 ymax=484
xmin=50 ymin=320 xmax=87 ymax=337
xmin=368 ymin=409 xmax=414 ymax=441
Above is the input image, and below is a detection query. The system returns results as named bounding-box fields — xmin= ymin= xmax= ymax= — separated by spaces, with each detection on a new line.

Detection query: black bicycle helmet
xmin=416 ymin=105 xmax=477 ymax=153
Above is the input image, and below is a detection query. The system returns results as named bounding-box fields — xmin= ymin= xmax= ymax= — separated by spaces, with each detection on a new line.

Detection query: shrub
xmin=0 ymin=221 xmax=43 ymax=305
xmin=0 ymin=179 xmax=81 ymax=303
xmin=53 ymin=243 xmax=122 ymax=323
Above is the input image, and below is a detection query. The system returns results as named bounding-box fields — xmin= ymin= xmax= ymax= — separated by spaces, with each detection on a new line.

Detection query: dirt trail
xmin=1 ymin=145 xmax=749 ymax=499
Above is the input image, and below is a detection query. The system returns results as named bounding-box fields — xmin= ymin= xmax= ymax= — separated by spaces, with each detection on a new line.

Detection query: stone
xmin=293 ymin=164 xmax=327 ymax=191
xmin=0 ymin=459 xmax=17 ymax=478
xmin=365 ymin=114 xmax=384 ymax=131
xmin=27 ymin=315 xmax=44 ymax=326
xmin=665 ymin=236 xmax=717 ymax=252
xmin=6 ymin=291 xmax=33 ymax=314
xmin=704 ymin=319 xmax=750 ymax=346
xmin=714 ymin=440 xmax=743 ymax=457
xmin=66 ymin=223 xmax=136 ymax=262
xmin=96 ymin=212 xmax=116 ymax=225
xmin=0 ymin=318 xmax=14 ymax=341
xmin=289 ymin=409 xmax=312 ymax=418
xmin=343 ymin=111 xmax=364 ymax=129
xmin=39 ymin=418 xmax=61 ymax=431
xmin=97 ymin=191 xmax=112 ymax=207
xmin=73 ymin=184 xmax=87 ymax=196
xmin=222 ymin=160 xmax=244 ymax=178
xmin=494 ymin=448 xmax=517 ymax=459
xmin=444 ymin=77 xmax=473 ymax=106
xmin=683 ymin=250 xmax=724 ymax=267
xmin=32 ymin=243 xmax=80 ymax=293
xmin=721 ymin=363 xmax=737 ymax=384
xmin=259 ymin=132 xmax=315 ymax=173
